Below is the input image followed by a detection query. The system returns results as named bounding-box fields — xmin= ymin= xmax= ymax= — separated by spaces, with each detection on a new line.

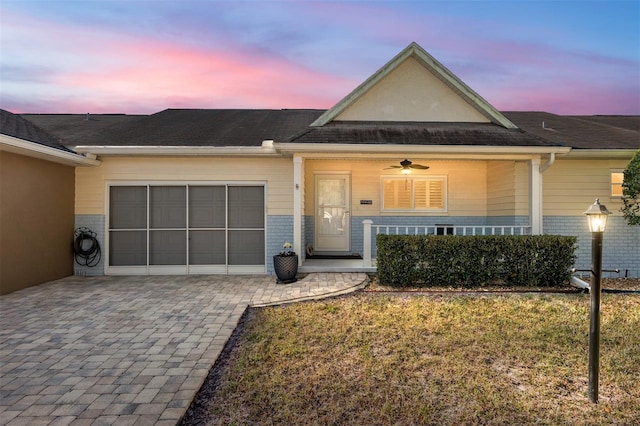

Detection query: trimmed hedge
xmin=377 ymin=234 xmax=577 ymax=288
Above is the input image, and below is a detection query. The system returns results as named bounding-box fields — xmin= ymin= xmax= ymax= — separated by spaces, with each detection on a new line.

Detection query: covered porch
xmin=280 ymin=149 xmax=569 ymax=274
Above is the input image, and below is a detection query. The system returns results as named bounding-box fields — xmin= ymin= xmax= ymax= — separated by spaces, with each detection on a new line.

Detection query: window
xmin=382 ymin=176 xmax=446 ymax=211
xmin=611 ymin=172 xmax=624 ymax=197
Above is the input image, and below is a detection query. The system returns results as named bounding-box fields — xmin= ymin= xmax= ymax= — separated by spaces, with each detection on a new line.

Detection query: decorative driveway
xmin=0 ymin=273 xmax=367 ymax=425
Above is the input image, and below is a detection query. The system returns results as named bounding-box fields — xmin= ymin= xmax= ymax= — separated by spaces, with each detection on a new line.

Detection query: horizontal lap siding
xmin=75 ymin=157 xmax=293 ymax=215
xmin=543 ymin=159 xmax=629 ymax=216
xmin=486 ymin=161 xmax=530 ymax=217
xmin=304 ymin=159 xmax=488 ymax=217
xmin=447 ymin=161 xmax=486 ymax=216
xmin=487 ymin=161 xmax=516 ymax=216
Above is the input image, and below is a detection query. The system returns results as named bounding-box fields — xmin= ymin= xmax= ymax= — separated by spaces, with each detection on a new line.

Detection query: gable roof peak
xmin=311 ymin=42 xmax=517 ymax=129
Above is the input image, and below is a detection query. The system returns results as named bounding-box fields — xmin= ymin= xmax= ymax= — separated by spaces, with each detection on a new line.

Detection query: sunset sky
xmin=1 ymin=0 xmax=638 ymax=115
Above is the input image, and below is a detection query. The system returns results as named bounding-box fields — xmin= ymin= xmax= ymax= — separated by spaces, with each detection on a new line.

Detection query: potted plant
xmin=273 ymin=242 xmax=298 ymax=284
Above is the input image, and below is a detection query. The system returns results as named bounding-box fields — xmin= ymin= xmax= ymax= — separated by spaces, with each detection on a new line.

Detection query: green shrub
xmin=377 ymin=234 xmax=577 ymax=288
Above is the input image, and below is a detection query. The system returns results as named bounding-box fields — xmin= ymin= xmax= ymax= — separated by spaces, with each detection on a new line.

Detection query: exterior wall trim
xmin=1 ymin=134 xmax=101 ymax=166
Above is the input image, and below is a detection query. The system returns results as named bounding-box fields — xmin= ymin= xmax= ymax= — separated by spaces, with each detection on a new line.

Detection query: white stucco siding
xmin=75 ymin=157 xmax=293 ymax=215
xmin=334 ymin=57 xmax=491 ymax=123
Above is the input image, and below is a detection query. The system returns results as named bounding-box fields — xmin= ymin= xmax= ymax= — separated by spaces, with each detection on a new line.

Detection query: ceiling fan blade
xmin=384 ymin=166 xmax=402 ymax=169
xmin=410 ymin=164 xmax=430 ymax=170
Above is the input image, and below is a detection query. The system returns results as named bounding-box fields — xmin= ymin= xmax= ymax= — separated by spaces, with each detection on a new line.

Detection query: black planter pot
xmin=273 ymin=254 xmax=298 ymax=284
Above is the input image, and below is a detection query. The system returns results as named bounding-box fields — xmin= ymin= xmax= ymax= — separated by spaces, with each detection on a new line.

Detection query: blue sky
xmin=1 ymin=0 xmax=638 ymax=115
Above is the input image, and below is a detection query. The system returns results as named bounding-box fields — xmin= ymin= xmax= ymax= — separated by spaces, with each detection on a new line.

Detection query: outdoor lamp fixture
xmin=583 ymin=198 xmax=611 ymax=403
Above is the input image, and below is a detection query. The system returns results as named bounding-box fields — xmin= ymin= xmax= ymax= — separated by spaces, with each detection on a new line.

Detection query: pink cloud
xmin=2 ymin=5 xmax=638 ymax=115
xmin=53 ymin=38 xmax=356 ymax=112
xmin=2 ymin=9 xmax=356 ymax=113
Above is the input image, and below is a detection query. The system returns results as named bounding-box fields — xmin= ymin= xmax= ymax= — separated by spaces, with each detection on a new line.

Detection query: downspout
xmin=530 ymin=153 xmax=556 ymax=235
xmin=539 ymin=152 xmax=555 ymax=173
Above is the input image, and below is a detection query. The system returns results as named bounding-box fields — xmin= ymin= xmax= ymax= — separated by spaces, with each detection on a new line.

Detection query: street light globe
xmin=584 ymin=198 xmax=611 ymax=233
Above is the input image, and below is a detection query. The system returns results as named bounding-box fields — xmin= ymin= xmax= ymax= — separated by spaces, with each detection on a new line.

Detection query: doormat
xmin=306 ymin=254 xmax=363 ymax=260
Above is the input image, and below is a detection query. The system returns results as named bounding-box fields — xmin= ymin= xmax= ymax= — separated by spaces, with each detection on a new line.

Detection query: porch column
xmin=363 ymin=219 xmax=373 ymax=267
xmin=293 ymin=155 xmax=303 ymax=266
xmin=529 ymin=157 xmax=543 ymax=235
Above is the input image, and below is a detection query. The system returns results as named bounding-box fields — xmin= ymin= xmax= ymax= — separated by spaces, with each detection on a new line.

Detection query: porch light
xmin=583 ymin=198 xmax=610 ymax=404
xmin=584 ymin=198 xmax=611 ymax=233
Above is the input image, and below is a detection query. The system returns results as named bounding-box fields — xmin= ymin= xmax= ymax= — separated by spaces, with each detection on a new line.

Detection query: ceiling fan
xmin=385 ymin=159 xmax=429 ymax=175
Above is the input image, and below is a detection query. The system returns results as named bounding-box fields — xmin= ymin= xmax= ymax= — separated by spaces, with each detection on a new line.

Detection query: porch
xmin=299 ymin=222 xmax=531 ymax=273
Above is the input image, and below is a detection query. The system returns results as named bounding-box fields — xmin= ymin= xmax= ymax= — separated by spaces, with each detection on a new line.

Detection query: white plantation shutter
xmin=383 ymin=177 xmax=446 ymax=211
xmin=611 ymin=172 xmax=623 ymax=197
xmin=383 ymin=179 xmax=412 ymax=209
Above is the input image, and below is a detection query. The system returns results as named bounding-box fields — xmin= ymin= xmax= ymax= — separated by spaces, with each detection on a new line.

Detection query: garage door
xmin=107 ymin=184 xmax=265 ymax=275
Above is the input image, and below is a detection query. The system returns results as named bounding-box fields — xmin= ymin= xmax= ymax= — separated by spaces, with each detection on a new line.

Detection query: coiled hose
xmin=73 ymin=227 xmax=101 ymax=267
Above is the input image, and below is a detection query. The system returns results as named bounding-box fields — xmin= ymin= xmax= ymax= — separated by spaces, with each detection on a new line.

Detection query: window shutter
xmin=611 ymin=172 xmax=624 ymax=197
xmin=383 ymin=179 xmax=411 ymax=209
xmin=382 ymin=177 xmax=445 ymax=211
xmin=414 ymin=179 xmax=444 ymax=209
xmin=428 ymin=180 xmax=444 ymax=209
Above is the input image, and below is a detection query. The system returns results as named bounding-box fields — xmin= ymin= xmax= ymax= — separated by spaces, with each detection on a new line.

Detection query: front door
xmin=315 ymin=174 xmax=350 ymax=252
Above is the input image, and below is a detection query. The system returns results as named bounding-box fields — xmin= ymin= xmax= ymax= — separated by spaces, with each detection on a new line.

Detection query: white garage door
xmin=107 ymin=184 xmax=265 ymax=275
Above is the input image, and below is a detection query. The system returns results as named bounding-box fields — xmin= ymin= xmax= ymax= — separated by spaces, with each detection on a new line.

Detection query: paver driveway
xmin=0 ymin=273 xmax=367 ymax=425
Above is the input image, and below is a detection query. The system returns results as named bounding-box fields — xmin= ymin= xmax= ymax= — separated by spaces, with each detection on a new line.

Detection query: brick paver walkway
xmin=0 ymin=273 xmax=367 ymax=425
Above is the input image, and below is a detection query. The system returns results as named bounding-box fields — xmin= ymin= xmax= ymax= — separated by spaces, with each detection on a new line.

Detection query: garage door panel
xmin=189 ymin=230 xmax=225 ymax=265
xmin=228 ymin=230 xmax=264 ymax=265
xmin=109 ymin=231 xmax=147 ymax=266
xmin=110 ymin=186 xmax=146 ymax=229
xmin=189 ymin=186 xmax=225 ymax=228
xmin=150 ymin=187 xmax=186 ymax=228
xmin=228 ymin=186 xmax=264 ymax=228
xmin=150 ymin=230 xmax=186 ymax=265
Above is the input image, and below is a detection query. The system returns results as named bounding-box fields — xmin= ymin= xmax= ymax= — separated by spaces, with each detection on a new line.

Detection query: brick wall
xmin=545 ymin=216 xmax=640 ymax=278
xmin=74 ymin=215 xmax=106 ymax=276
xmin=266 ymin=215 xmax=294 ymax=274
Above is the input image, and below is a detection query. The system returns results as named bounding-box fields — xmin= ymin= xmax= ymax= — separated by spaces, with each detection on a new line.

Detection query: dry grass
xmin=190 ymin=293 xmax=640 ymax=425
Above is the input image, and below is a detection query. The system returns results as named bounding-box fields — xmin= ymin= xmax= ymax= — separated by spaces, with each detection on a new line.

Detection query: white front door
xmin=315 ymin=174 xmax=350 ymax=252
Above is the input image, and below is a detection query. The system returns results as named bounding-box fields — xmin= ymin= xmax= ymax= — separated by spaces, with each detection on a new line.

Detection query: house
xmin=3 ymin=42 xmax=638 ymax=289
xmin=0 ymin=110 xmax=99 ymax=294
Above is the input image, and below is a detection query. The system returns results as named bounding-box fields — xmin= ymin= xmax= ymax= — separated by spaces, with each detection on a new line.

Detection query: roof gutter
xmin=1 ymin=134 xmax=101 ymax=166
xmin=565 ymin=149 xmax=638 ymax=159
xmin=74 ymin=142 xmax=279 ymax=157
xmin=273 ymin=142 xmax=571 ymax=158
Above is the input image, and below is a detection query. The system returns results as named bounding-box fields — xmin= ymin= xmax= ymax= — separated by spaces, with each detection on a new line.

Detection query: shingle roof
xmin=19 ymin=109 xmax=639 ymax=151
xmin=504 ymin=112 xmax=640 ymax=150
xmin=287 ymin=121 xmax=559 ymax=146
xmin=21 ymin=113 xmax=143 ymax=148
xmin=1 ymin=109 xmax=74 ymax=153
xmin=24 ymin=109 xmax=325 ymax=147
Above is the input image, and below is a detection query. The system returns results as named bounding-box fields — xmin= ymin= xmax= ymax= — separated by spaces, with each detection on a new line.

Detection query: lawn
xmin=184 ymin=293 xmax=640 ymax=425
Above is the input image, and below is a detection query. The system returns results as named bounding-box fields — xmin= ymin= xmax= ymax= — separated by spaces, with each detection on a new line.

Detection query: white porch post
xmin=363 ymin=219 xmax=373 ymax=267
xmin=529 ymin=157 xmax=543 ymax=235
xmin=293 ymin=155 xmax=303 ymax=265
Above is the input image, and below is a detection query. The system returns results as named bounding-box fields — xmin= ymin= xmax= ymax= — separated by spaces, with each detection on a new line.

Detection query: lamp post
xmin=583 ymin=198 xmax=611 ymax=404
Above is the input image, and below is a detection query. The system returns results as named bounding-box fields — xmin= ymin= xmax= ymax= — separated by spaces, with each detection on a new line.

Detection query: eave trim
xmin=0 ymin=135 xmax=101 ymax=166
xmin=74 ymin=145 xmax=279 ymax=156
